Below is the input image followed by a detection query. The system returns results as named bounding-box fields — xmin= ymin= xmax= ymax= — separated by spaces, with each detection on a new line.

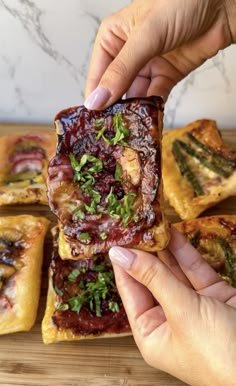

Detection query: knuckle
xmin=108 ymin=59 xmax=129 ymax=80
xmin=188 ymin=256 xmax=202 ymax=272
xmin=138 ymin=262 xmax=161 ymax=290
xmin=99 ymin=17 xmax=110 ymax=32
xmin=135 ymin=314 xmax=155 ymax=339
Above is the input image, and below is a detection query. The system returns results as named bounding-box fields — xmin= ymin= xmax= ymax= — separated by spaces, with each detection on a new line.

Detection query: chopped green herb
xmin=67 ymin=268 xmax=80 ymax=282
xmin=93 ymin=264 xmax=105 ymax=272
xmin=111 ymin=113 xmax=129 ymax=145
xmin=54 ymin=286 xmax=63 ymax=296
xmin=94 ymin=291 xmax=102 ymax=317
xmin=73 ymin=206 xmax=85 ymax=220
xmin=107 ymin=190 xmax=136 ymax=226
xmin=96 ymin=126 xmax=106 ymax=141
xmin=115 ymin=162 xmax=123 ymax=181
xmin=71 ymin=153 xmax=103 ymax=175
xmin=79 ymin=280 xmax=85 ymax=289
xmin=80 ymin=266 xmax=87 ymax=273
xmin=122 ymin=192 xmax=136 ymax=225
xmin=109 ymin=301 xmax=120 ymax=313
xmin=94 ymin=113 xmax=129 ymax=146
xmin=69 ymin=153 xmax=103 ymax=184
xmin=94 ymin=118 xmax=105 ymax=127
xmin=85 ymin=200 xmax=98 ymax=215
xmin=107 ymin=191 xmax=121 ymax=219
xmin=57 ymin=303 xmax=69 ymax=311
xmin=70 ymin=152 xmax=102 ymax=216
xmin=68 ymin=294 xmax=85 ymax=313
xmin=100 ymin=232 xmax=107 ymax=240
xmin=67 ymin=269 xmax=117 ymax=317
xmin=79 ymin=232 xmax=91 ymax=242
xmin=69 ymin=153 xmax=80 ymax=172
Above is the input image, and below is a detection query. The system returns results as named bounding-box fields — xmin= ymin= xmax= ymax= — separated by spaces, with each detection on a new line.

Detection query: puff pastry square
xmin=0 ymin=131 xmax=57 ymax=205
xmin=163 ymin=120 xmax=236 ymax=220
xmin=47 ymin=97 xmax=169 ymax=259
xmin=174 ymin=215 xmax=236 ymax=286
xmin=0 ymin=215 xmax=49 ymax=335
xmin=42 ymin=227 xmax=131 ymax=344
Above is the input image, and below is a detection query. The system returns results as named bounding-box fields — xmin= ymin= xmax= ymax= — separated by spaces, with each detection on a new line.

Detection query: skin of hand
xmin=109 ymin=228 xmax=236 ymax=386
xmin=84 ymin=0 xmax=236 ymax=110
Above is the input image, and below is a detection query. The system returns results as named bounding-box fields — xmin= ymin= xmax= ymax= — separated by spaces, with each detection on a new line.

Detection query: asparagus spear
xmin=172 ymin=141 xmax=204 ymax=196
xmin=187 ymin=132 xmax=235 ymax=172
xmin=175 ymin=139 xmax=232 ymax=178
xmin=217 ymin=237 xmax=236 ymax=288
xmin=189 ymin=230 xmax=201 ymax=248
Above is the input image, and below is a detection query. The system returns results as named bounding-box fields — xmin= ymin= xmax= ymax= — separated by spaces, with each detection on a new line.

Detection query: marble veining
xmin=0 ymin=0 xmax=81 ymax=82
xmin=0 ymin=0 xmax=235 ymax=127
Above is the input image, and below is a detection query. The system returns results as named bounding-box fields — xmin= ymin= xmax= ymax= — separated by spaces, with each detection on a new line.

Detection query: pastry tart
xmin=0 ymin=215 xmax=49 ymax=335
xmin=0 ymin=131 xmax=57 ymax=205
xmin=47 ymin=97 xmax=169 ymax=259
xmin=42 ymin=227 xmax=131 ymax=344
xmin=174 ymin=215 xmax=236 ymax=286
xmin=163 ymin=120 xmax=236 ymax=219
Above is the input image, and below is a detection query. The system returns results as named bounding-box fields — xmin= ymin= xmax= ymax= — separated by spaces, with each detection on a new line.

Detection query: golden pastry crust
xmin=174 ymin=215 xmax=236 ymax=285
xmin=0 ymin=215 xmax=49 ymax=335
xmin=42 ymin=227 xmax=131 ymax=344
xmin=42 ymin=274 xmax=131 ymax=344
xmin=163 ymin=120 xmax=236 ymax=220
xmin=48 ymin=97 xmax=169 ymax=260
xmin=0 ymin=131 xmax=57 ymax=205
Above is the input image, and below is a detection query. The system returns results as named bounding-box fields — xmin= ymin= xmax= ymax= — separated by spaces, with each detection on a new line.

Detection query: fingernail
xmin=84 ymin=86 xmax=111 ymax=110
xmin=109 ymin=247 xmax=136 ymax=270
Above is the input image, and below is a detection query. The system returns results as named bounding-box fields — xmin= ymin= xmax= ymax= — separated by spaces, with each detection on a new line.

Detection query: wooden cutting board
xmin=0 ymin=123 xmax=235 ymax=386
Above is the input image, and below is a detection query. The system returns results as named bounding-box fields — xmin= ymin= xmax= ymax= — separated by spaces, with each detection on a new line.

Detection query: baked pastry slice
xmin=42 ymin=227 xmax=131 ymax=344
xmin=0 ymin=215 xmax=49 ymax=335
xmin=174 ymin=215 xmax=236 ymax=286
xmin=47 ymin=97 xmax=169 ymax=259
xmin=0 ymin=131 xmax=57 ymax=205
xmin=163 ymin=120 xmax=236 ymax=220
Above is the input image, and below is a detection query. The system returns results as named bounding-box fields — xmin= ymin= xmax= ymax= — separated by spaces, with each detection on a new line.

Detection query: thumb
xmin=109 ymin=246 xmax=197 ymax=323
xmin=84 ymin=28 xmax=155 ymax=110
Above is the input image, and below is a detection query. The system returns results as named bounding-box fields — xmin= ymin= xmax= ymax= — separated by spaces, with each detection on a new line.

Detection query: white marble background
xmin=0 ymin=0 xmax=236 ymax=128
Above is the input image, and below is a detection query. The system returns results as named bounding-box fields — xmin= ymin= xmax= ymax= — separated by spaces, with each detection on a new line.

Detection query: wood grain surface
xmin=0 ymin=123 xmax=235 ymax=386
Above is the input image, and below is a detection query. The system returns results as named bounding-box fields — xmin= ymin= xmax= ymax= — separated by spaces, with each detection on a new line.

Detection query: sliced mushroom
xmin=116 ymin=147 xmax=141 ymax=186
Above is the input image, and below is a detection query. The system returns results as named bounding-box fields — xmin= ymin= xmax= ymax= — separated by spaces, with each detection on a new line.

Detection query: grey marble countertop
xmin=0 ymin=0 xmax=236 ymax=128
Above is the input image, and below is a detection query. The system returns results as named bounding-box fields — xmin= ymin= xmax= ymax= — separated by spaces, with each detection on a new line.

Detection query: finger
xmin=226 ymin=295 xmax=236 ymax=308
xmin=169 ymin=227 xmax=222 ymax=291
xmin=126 ymin=75 xmax=150 ymax=98
xmin=146 ymin=56 xmax=182 ymax=101
xmin=147 ymin=75 xmax=176 ymax=102
xmin=112 ymin=264 xmax=167 ymax=334
xmin=109 ymin=246 xmax=196 ymax=322
xmin=158 ymin=249 xmax=192 ymax=288
xmin=85 ymin=24 xmax=126 ymax=98
xmin=85 ymin=28 xmax=155 ymax=110
xmin=197 ymin=280 xmax=236 ymax=305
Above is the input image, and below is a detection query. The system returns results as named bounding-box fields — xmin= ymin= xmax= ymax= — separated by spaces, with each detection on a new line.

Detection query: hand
xmin=84 ymin=0 xmax=236 ymax=110
xmin=109 ymin=228 xmax=236 ymax=386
